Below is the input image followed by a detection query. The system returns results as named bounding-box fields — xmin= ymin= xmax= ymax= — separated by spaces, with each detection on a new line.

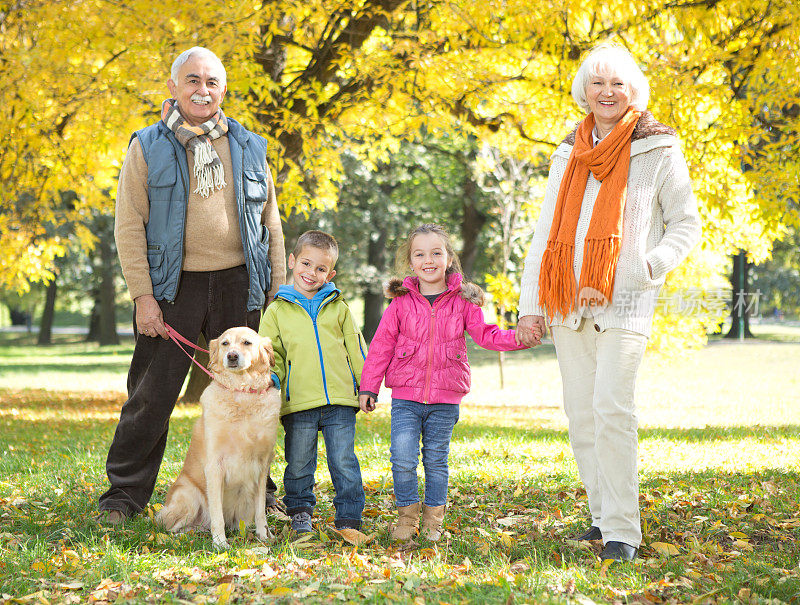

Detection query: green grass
xmin=0 ymin=328 xmax=799 ymax=603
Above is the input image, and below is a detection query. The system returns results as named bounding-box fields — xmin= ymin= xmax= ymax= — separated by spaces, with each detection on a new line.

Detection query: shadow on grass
xmin=0 ymin=347 xmax=135 ymax=360
xmin=2 ymin=403 xmax=798 ymax=450
xmin=0 ymin=332 xmax=136 ymax=353
xmin=0 ymin=361 xmax=133 ymax=373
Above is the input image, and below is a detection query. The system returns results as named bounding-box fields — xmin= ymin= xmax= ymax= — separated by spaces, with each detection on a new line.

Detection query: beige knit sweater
xmin=519 ymin=129 xmax=701 ymax=337
xmin=114 ymin=136 xmax=286 ymax=303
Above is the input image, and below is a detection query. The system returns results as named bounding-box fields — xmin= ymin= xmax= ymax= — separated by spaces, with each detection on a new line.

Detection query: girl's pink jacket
xmin=360 ymin=273 xmax=527 ymax=405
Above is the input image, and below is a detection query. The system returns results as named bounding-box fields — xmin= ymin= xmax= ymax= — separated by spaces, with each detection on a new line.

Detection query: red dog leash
xmin=164 ymin=322 xmax=214 ymax=380
xmin=163 ymin=323 xmax=270 ymax=394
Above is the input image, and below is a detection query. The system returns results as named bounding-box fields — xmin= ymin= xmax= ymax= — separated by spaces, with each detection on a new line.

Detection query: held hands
xmin=359 ymin=394 xmax=376 ymax=413
xmin=516 ymin=315 xmax=546 ymax=347
xmin=135 ymin=294 xmax=168 ymax=339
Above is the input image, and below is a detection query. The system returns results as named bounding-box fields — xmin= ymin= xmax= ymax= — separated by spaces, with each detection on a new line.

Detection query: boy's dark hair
xmin=293 ymin=230 xmax=339 ymax=265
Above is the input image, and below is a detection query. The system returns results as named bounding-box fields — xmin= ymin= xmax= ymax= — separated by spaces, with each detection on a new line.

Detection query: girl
xmin=359 ymin=224 xmax=538 ymax=542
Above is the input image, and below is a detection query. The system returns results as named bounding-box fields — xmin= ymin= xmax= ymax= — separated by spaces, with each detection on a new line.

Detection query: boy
xmin=260 ymin=230 xmax=367 ymax=533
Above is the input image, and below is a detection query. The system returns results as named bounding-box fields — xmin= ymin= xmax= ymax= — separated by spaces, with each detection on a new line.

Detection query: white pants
xmin=551 ymin=321 xmax=648 ymax=547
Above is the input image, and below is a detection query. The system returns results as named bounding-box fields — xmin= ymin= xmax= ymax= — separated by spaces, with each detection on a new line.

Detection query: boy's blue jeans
xmin=390 ymin=399 xmax=460 ymax=508
xmin=281 ymin=404 xmax=365 ymax=529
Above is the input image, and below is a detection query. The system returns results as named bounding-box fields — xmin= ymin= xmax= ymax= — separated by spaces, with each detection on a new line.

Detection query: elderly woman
xmin=517 ymin=45 xmax=701 ymax=561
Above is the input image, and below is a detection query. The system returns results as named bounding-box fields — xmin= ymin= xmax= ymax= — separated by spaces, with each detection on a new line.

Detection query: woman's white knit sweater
xmin=519 ymin=121 xmax=702 ymax=337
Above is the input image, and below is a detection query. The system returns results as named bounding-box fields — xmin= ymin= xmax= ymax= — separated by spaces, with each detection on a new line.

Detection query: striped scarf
xmin=161 ymin=98 xmax=229 ymax=198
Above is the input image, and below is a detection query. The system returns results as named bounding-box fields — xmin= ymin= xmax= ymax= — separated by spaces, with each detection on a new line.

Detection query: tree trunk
xmin=180 ymin=334 xmax=212 ymax=403
xmin=87 ymin=290 xmax=101 ymax=342
xmin=37 ymin=278 xmax=58 ymax=345
xmin=459 ymin=178 xmax=486 ymax=280
xmin=9 ymin=308 xmax=30 ymax=326
xmin=362 ymin=226 xmax=388 ymax=342
xmin=725 ymin=250 xmax=755 ymax=339
xmin=97 ymin=227 xmax=119 ymax=345
xmin=497 ymin=350 xmax=505 ymax=389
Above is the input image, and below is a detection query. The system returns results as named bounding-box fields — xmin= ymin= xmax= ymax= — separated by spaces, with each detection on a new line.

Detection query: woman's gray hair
xmin=170 ymin=47 xmax=227 ymax=84
xmin=571 ymin=44 xmax=650 ymax=113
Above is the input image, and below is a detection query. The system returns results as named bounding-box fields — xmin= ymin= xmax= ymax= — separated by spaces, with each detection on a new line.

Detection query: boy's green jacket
xmin=259 ymin=282 xmax=367 ymax=416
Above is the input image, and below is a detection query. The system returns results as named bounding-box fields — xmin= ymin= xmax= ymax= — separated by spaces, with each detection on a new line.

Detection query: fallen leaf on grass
xmin=270 ymin=586 xmax=293 ymax=597
xmin=268 ymin=507 xmax=290 ymax=521
xmin=566 ymin=539 xmax=595 ymax=554
xmin=651 ymin=542 xmax=680 ymax=556
xmin=291 ymin=533 xmax=316 ymax=548
xmin=332 ymin=527 xmax=374 ymax=546
xmin=216 ymin=583 xmax=233 ymax=605
xmin=17 ymin=590 xmax=51 ymax=604
xmin=497 ymin=515 xmax=531 ymax=527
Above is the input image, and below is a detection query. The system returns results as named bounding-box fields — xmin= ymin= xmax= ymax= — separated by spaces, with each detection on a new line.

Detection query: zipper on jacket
xmin=286 ymin=360 xmax=291 ymax=401
xmin=312 ymin=316 xmax=331 ymax=405
xmin=285 ymin=293 xmax=338 ymax=406
xmin=346 ymin=356 xmax=358 ymax=395
xmin=422 ymin=304 xmax=437 ymax=404
xmin=357 ymin=334 xmax=367 ymax=360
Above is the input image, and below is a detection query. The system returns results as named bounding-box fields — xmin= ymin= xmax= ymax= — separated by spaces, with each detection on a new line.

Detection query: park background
xmin=1 ymin=0 xmax=799 ymax=603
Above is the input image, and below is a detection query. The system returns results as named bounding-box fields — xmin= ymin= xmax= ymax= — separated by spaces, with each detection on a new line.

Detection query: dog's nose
xmin=227 ymin=351 xmax=239 ymax=364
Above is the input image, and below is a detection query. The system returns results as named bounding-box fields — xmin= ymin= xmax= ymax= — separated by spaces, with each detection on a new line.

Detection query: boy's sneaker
xmin=291 ymin=511 xmax=313 ymax=533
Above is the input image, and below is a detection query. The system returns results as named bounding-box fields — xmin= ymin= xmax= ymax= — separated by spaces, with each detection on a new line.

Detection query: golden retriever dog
xmin=156 ymin=326 xmax=281 ymax=549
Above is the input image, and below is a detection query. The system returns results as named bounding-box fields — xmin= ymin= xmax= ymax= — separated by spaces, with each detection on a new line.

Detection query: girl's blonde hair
xmin=395 ymin=223 xmax=463 ymax=276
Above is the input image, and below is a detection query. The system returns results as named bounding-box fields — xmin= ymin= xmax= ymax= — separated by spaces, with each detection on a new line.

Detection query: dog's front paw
xmin=256 ymin=527 xmax=274 ymax=543
xmin=212 ymin=535 xmax=230 ymax=550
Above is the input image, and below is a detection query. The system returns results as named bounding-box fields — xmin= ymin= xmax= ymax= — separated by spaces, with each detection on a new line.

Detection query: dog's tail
xmin=155 ymin=478 xmax=208 ymax=533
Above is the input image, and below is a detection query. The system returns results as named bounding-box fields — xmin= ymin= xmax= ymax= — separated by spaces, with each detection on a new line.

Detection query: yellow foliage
xmin=2 ymin=0 xmax=798 ymax=318
xmin=485 ymin=273 xmax=519 ymax=329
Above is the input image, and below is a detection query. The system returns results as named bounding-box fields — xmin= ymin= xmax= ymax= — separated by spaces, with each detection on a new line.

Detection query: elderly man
xmin=97 ymin=47 xmax=286 ymax=524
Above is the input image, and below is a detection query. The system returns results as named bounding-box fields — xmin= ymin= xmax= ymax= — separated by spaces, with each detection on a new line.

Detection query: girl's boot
xmin=390 ymin=502 xmax=421 ymax=541
xmin=421 ymin=504 xmax=446 ymax=541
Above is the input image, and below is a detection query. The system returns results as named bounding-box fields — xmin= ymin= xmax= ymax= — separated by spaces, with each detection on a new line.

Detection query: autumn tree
xmin=2 ymin=0 xmax=799 ymax=351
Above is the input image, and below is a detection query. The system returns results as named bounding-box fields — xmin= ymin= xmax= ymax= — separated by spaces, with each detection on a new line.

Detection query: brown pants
xmin=98 ymin=265 xmax=275 ymax=516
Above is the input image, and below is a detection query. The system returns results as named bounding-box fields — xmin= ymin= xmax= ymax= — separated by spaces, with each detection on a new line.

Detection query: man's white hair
xmin=170 ymin=47 xmax=227 ymax=85
xmin=571 ymin=44 xmax=650 ymax=113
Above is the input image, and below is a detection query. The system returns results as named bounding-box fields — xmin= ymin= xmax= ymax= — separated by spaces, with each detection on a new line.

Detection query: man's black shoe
xmin=600 ymin=541 xmax=638 ymax=561
xmin=575 ymin=525 xmax=602 ymax=541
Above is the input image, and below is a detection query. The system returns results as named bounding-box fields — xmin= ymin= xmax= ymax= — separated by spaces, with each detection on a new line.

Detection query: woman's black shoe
xmin=600 ymin=541 xmax=638 ymax=561
xmin=575 ymin=525 xmax=602 ymax=541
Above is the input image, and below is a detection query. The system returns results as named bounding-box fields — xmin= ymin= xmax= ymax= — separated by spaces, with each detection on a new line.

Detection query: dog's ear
xmin=259 ymin=337 xmax=276 ymax=369
xmin=207 ymin=338 xmax=221 ymax=373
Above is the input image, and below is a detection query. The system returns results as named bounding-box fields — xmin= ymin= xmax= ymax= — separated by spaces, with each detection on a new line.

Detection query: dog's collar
xmin=212 ymin=377 xmax=271 ymax=395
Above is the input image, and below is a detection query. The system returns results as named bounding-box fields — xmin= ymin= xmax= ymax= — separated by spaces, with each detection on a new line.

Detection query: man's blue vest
xmin=132 ymin=117 xmax=271 ymax=311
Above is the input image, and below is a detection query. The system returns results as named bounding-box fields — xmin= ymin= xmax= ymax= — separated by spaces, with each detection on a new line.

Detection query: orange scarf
xmin=538 ymin=108 xmax=641 ymax=320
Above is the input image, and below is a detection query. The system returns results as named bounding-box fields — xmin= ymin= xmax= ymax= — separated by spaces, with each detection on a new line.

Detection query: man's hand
xmin=359 ymin=394 xmax=376 ymax=413
xmin=516 ymin=314 xmax=546 ymax=347
xmin=135 ymin=294 xmax=168 ymax=338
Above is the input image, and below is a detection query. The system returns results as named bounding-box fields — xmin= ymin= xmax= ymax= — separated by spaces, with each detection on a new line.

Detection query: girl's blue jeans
xmin=390 ymin=398 xmax=460 ymax=507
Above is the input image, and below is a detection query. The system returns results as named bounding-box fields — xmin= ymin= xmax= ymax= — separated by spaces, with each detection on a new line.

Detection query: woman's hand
xmin=516 ymin=315 xmax=546 ymax=347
